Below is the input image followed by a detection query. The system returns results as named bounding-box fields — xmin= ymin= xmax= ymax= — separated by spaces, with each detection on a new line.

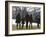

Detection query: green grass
xmin=12 ymin=24 xmax=40 ymax=30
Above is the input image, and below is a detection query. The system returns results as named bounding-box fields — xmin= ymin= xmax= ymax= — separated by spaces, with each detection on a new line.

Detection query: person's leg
xmin=28 ymin=22 xmax=30 ymax=29
xmin=37 ymin=23 xmax=39 ymax=28
xmin=31 ymin=23 xmax=32 ymax=29
xmin=30 ymin=22 xmax=32 ymax=29
xmin=16 ymin=23 xmax=18 ymax=29
xmin=19 ymin=23 xmax=21 ymax=29
xmin=26 ymin=21 xmax=28 ymax=29
xmin=22 ymin=24 xmax=24 ymax=29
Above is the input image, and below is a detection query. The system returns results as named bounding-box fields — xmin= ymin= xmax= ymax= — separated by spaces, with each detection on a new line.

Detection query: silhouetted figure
xmin=22 ymin=17 xmax=25 ymax=28
xmin=35 ymin=16 xmax=40 ymax=28
xmin=29 ymin=14 xmax=32 ymax=28
xmin=16 ymin=13 xmax=21 ymax=29
xmin=25 ymin=14 xmax=29 ymax=29
xmin=37 ymin=17 xmax=40 ymax=28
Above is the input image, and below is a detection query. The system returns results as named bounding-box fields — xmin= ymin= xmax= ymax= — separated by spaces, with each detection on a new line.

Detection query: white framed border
xmin=5 ymin=1 xmax=45 ymax=36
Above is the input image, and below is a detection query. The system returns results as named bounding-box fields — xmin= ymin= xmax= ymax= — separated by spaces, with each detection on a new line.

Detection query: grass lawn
xmin=12 ymin=24 xmax=40 ymax=30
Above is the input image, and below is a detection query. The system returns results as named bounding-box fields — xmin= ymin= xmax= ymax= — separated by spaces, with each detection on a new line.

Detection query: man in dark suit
xmin=16 ymin=13 xmax=21 ymax=29
xmin=25 ymin=14 xmax=29 ymax=29
xmin=35 ymin=15 xmax=40 ymax=28
xmin=29 ymin=14 xmax=32 ymax=28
